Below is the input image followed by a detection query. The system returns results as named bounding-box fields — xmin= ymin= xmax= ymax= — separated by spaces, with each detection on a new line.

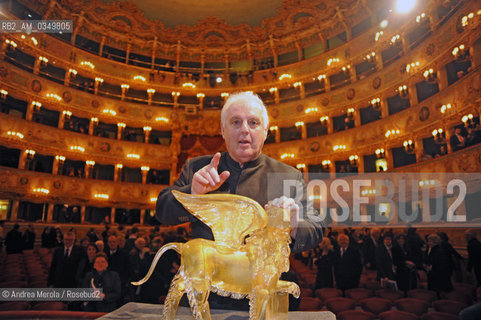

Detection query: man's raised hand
xmin=191 ymin=152 xmax=230 ymax=195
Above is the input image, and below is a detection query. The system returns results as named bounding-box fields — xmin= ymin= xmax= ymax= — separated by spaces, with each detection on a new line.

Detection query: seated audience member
xmin=48 ymin=231 xmax=86 ymax=289
xmin=334 ymin=234 xmax=362 ymax=291
xmin=82 ymin=253 xmax=121 ymax=312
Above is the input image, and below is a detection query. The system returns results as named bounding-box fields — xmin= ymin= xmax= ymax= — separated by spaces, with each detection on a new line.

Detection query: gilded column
xmin=176 ymin=40 xmax=181 ymax=72
xmin=200 ymin=53 xmax=205 ymax=74
xmin=445 ymin=129 xmax=453 ymax=153
xmin=143 ymin=126 xmax=151 ymax=143
xmin=385 ymin=147 xmax=393 ymax=170
xmin=353 ymin=109 xmax=361 ymax=128
xmin=42 ymin=0 xmax=57 ymax=20
xmin=26 ymin=100 xmax=35 ymax=121
xmin=58 ymin=111 xmax=66 ymax=129
xmin=324 ymin=76 xmax=331 ymax=93
xmin=71 ymin=11 xmax=84 ymax=45
xmin=46 ymin=202 xmax=54 ymax=222
xmin=125 ymin=43 xmax=131 ymax=64
xmin=99 ymin=36 xmax=106 ymax=56
xmin=380 ymin=98 xmax=388 ymax=119
xmin=273 ymin=90 xmax=280 ymax=104
xmin=408 ymin=82 xmax=418 ymax=107
xmin=151 ymin=37 xmax=157 ymax=70
xmin=298 ymin=83 xmax=306 ymax=99
xmin=295 ymin=40 xmax=303 ymax=61
xmin=224 ymin=53 xmax=229 ymax=73
xmin=33 ymin=57 xmax=41 ymax=75
xmin=10 ymin=200 xmax=19 ymax=220
xmin=414 ymin=136 xmax=424 ymax=162
xmin=274 ymin=128 xmax=280 ymax=143
xmin=18 ymin=149 xmax=27 ymax=170
xmin=436 ymin=66 xmax=448 ymax=92
xmin=357 ymin=155 xmax=365 ymax=173
xmin=268 ymin=35 xmax=278 ymax=67
xmin=80 ymin=206 xmax=86 ymax=223
xmin=110 ymin=208 xmax=115 ymax=224
xmin=374 ymin=51 xmax=383 ymax=71
xmin=301 ymin=124 xmax=307 ymax=140
xmin=140 ymin=209 xmax=145 ymax=225
xmin=245 ymin=40 xmax=254 ymax=70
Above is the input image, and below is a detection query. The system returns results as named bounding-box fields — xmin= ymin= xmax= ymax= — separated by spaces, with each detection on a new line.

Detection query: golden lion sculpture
xmin=132 ymin=190 xmax=300 ymax=320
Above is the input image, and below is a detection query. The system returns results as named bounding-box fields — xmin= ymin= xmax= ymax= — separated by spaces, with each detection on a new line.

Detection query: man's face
xmin=64 ymin=234 xmax=74 ymax=247
xmin=384 ymin=237 xmax=392 ymax=248
xmin=108 ymin=236 xmax=118 ymax=250
xmin=94 ymin=257 xmax=108 ymax=273
xmin=338 ymin=235 xmax=349 ymax=248
xmin=222 ymin=101 xmax=267 ymax=165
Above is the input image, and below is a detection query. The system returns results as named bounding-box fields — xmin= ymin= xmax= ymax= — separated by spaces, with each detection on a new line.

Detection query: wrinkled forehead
xmin=226 ymin=101 xmax=264 ymax=119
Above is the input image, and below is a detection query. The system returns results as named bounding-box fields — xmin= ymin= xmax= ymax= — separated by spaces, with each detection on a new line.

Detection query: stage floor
xmin=98 ymin=302 xmax=335 ymax=320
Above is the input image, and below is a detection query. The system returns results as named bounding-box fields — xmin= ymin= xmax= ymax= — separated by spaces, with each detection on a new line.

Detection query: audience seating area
xmin=290 ymin=257 xmax=479 ymax=319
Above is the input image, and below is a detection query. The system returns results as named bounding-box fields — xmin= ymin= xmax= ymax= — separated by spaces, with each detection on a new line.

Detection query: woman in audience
xmin=392 ymin=234 xmax=417 ymax=292
xmin=314 ymin=237 xmax=335 ymax=288
xmin=76 ymin=244 xmax=98 ymax=286
xmin=424 ymin=233 xmax=454 ymax=293
xmin=82 ymin=252 xmax=121 ymax=312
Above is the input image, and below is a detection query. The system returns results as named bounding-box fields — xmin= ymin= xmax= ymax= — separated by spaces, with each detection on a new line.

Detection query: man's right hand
xmin=191 ymin=152 xmax=230 ymax=195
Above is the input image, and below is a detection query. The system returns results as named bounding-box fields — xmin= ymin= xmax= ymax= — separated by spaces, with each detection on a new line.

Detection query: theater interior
xmin=0 ymin=0 xmax=481 ymax=318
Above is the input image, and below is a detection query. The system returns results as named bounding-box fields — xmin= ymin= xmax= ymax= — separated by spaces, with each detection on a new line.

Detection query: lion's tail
xmin=131 ymin=242 xmax=184 ymax=286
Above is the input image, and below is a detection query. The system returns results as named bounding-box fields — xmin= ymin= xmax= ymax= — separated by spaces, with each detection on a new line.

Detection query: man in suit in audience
xmin=48 ymin=231 xmax=86 ymax=288
xmin=362 ymin=227 xmax=381 ymax=270
xmin=334 ymin=234 xmax=363 ymax=291
xmin=376 ymin=232 xmax=396 ymax=284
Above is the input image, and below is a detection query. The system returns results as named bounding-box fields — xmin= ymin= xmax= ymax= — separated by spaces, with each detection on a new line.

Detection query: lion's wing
xmin=172 ymin=190 xmax=267 ymax=248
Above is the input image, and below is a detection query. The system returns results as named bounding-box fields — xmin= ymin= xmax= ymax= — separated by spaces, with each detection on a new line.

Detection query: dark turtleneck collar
xmin=224 ymin=152 xmax=263 ymax=171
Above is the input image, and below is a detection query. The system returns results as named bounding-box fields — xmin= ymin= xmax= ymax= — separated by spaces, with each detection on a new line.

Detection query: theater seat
xmin=31 ymin=302 xmax=67 ymax=311
xmin=432 ymin=299 xmax=468 ymax=315
xmin=453 ymin=282 xmax=476 ymax=297
xmin=0 ymin=302 xmax=30 ymax=311
xmin=345 ymin=288 xmax=373 ymax=303
xmin=0 ymin=310 xmax=106 ymax=319
xmin=440 ymin=291 xmax=472 ymax=304
xmin=395 ymin=298 xmax=428 ymax=316
xmin=375 ymin=288 xmax=404 ymax=302
xmin=379 ymin=310 xmax=418 ymax=320
xmin=315 ymin=288 xmax=343 ymax=301
xmin=298 ymin=297 xmax=323 ymax=311
xmin=300 ymin=287 xmax=313 ymax=298
xmin=337 ymin=310 xmax=375 ymax=320
xmin=407 ymin=289 xmax=437 ymax=306
xmin=324 ymin=297 xmax=356 ymax=315
xmin=359 ymin=297 xmax=392 ymax=315
xmin=421 ymin=311 xmax=459 ymax=320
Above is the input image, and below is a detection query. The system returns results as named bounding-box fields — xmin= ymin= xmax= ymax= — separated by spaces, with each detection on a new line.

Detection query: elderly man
xmin=156 ymin=91 xmax=323 ymax=253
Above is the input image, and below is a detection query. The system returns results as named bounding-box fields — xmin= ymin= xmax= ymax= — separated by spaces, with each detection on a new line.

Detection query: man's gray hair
xmin=221 ymin=92 xmax=269 ymax=129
